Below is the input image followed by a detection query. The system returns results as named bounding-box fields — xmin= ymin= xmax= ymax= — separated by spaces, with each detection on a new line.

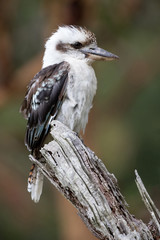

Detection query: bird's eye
xmin=71 ymin=42 xmax=83 ymax=49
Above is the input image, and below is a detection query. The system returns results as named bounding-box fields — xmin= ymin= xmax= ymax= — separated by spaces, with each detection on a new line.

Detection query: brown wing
xmin=20 ymin=61 xmax=70 ymax=151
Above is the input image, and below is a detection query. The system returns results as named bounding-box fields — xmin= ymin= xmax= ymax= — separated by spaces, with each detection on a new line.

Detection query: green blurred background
xmin=0 ymin=0 xmax=160 ymax=239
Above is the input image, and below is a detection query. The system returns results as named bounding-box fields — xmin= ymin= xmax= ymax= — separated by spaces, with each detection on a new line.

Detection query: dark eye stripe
xmin=71 ymin=42 xmax=83 ymax=49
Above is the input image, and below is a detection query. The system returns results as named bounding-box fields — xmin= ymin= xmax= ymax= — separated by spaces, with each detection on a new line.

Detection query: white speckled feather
xmin=56 ymin=59 xmax=97 ymax=133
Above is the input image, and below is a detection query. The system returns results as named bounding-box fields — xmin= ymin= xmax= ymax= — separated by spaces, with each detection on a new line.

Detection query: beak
xmin=81 ymin=47 xmax=119 ymax=61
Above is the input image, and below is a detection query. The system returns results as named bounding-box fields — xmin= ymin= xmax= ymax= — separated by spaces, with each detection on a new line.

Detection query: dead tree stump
xmin=29 ymin=120 xmax=160 ymax=240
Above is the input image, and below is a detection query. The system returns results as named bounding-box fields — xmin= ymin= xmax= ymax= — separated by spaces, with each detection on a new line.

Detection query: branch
xmin=135 ymin=170 xmax=160 ymax=239
xmin=29 ymin=120 xmax=159 ymax=240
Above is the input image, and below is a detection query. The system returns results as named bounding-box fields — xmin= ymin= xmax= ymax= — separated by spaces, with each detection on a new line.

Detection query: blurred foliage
xmin=0 ymin=0 xmax=160 ymax=239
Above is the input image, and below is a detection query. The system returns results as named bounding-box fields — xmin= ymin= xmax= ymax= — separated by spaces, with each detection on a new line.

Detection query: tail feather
xmin=27 ymin=164 xmax=44 ymax=203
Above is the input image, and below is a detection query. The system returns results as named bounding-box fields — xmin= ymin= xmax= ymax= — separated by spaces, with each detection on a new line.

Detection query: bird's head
xmin=42 ymin=25 xmax=119 ymax=67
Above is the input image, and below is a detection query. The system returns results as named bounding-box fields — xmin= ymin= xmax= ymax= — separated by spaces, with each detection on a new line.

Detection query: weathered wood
xmin=29 ymin=120 xmax=159 ymax=240
xmin=135 ymin=170 xmax=160 ymax=239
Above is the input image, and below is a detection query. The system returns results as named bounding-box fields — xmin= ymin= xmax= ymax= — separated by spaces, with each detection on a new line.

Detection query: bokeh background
xmin=0 ymin=0 xmax=160 ymax=239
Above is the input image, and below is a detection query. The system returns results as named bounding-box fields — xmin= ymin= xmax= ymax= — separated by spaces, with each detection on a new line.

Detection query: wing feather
xmin=20 ymin=61 xmax=70 ymax=151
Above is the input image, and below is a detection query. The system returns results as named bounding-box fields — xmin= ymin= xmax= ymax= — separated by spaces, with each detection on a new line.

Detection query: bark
xmin=29 ymin=120 xmax=160 ymax=240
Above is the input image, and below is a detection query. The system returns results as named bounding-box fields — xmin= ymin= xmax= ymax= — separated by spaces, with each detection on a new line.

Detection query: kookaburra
xmin=20 ymin=25 xmax=119 ymax=202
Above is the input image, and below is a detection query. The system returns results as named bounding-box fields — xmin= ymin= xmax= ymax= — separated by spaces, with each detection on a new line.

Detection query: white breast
xmin=56 ymin=60 xmax=97 ymax=133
